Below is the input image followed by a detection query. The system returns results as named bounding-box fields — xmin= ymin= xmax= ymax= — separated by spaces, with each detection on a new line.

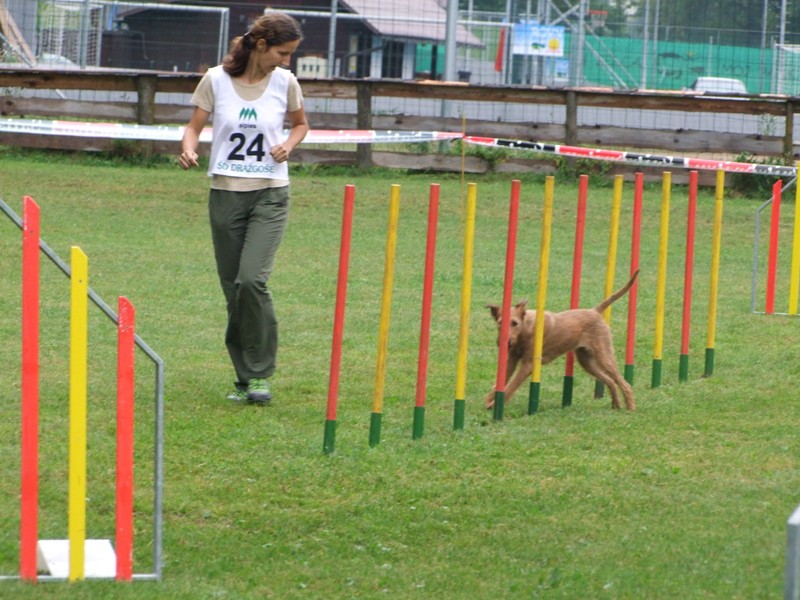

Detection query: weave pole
xmin=324 ymin=185 xmax=355 ymax=455
xmin=69 ymin=246 xmax=89 ymax=581
xmin=603 ymin=176 xmax=624 ymax=315
xmin=453 ymin=182 xmax=477 ymax=430
xmin=20 ymin=196 xmax=39 ymax=582
xmin=651 ymin=172 xmax=671 ymax=388
xmin=679 ymin=171 xmax=698 ymax=382
xmin=790 ymin=175 xmax=800 ymax=315
xmin=595 ymin=175 xmax=624 ymax=399
xmin=493 ymin=179 xmax=521 ymax=421
xmin=705 ymin=170 xmax=725 ymax=377
xmin=594 ymin=175 xmax=625 ymax=399
xmin=1 ymin=196 xmax=164 ymax=581
xmin=412 ymin=184 xmax=440 ymax=440
xmin=765 ymin=179 xmax=782 ymax=315
xmin=624 ymin=173 xmax=643 ymax=385
xmin=562 ymin=175 xmax=587 ymax=407
xmin=370 ymin=185 xmax=400 ymax=447
xmin=115 ymin=297 xmax=135 ymax=581
xmin=529 ymin=176 xmax=554 ymax=415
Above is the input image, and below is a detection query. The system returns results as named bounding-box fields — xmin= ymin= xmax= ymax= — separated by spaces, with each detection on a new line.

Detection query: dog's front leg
xmin=485 ymin=353 xmax=521 ymax=409
xmin=503 ymin=358 xmax=532 ymax=403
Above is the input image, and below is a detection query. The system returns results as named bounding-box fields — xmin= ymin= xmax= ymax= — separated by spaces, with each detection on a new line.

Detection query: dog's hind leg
xmin=590 ymin=344 xmax=636 ymax=411
xmin=576 ymin=348 xmax=627 ymax=410
xmin=618 ymin=377 xmax=635 ymax=410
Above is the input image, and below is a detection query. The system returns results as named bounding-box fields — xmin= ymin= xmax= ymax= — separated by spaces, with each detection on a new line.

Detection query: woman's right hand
xmin=178 ymin=150 xmax=199 ymax=170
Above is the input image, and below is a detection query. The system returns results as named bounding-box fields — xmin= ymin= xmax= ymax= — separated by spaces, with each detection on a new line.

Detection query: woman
xmin=179 ymin=12 xmax=308 ymax=405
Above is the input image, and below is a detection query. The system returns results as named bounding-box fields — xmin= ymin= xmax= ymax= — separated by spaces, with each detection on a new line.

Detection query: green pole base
xmin=594 ymin=379 xmax=605 ymax=399
xmin=369 ymin=412 xmax=382 ymax=447
xmin=528 ymin=381 xmax=540 ymax=415
xmin=651 ymin=358 xmax=662 ymax=388
xmin=624 ymin=363 xmax=635 ymax=386
xmin=679 ymin=354 xmax=689 ymax=382
xmin=704 ymin=348 xmax=715 ymax=378
xmin=493 ymin=390 xmax=505 ymax=421
xmin=412 ymin=406 xmax=425 ymax=440
xmin=561 ymin=375 xmax=574 ymax=407
xmin=323 ymin=419 xmax=336 ymax=455
xmin=453 ymin=398 xmax=465 ymax=430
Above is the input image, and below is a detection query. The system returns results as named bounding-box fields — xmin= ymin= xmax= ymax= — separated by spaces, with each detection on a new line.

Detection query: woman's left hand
xmin=270 ymin=144 xmax=290 ymax=163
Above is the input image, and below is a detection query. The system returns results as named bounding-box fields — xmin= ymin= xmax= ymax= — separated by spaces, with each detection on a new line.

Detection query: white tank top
xmin=207 ymin=65 xmax=290 ymax=180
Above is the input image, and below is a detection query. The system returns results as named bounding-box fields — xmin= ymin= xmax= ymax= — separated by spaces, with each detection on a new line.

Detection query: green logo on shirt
xmin=239 ymin=107 xmax=257 ymax=121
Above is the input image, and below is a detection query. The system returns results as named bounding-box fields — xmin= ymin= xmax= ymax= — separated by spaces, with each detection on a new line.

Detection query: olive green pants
xmin=208 ymin=186 xmax=290 ymax=385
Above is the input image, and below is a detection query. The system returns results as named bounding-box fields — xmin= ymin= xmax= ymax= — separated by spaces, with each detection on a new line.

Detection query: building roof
xmin=339 ymin=0 xmax=483 ymax=47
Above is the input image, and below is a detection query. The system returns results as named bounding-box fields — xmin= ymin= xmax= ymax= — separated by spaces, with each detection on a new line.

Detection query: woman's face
xmin=257 ymin=39 xmax=301 ymax=71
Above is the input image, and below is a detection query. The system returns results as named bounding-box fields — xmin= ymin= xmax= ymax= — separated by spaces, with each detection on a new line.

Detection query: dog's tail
xmin=593 ymin=269 xmax=640 ymax=314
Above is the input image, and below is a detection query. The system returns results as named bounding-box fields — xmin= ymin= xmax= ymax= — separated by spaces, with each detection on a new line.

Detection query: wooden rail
xmin=1 ymin=67 xmax=798 ymax=178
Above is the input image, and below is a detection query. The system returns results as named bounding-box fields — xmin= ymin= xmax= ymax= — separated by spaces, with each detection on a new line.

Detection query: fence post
xmin=565 ymin=90 xmax=578 ymax=146
xmin=135 ymin=75 xmax=157 ymax=158
xmin=356 ymin=82 xmax=373 ymax=169
xmin=784 ymin=101 xmax=796 ymax=163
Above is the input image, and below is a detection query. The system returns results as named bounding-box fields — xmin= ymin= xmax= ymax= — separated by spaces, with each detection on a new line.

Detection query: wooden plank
xmin=0 ymin=132 xmax=179 ymax=155
xmin=371 ymin=151 xmax=486 ymax=173
xmin=0 ymin=69 xmax=793 ymax=117
xmin=1 ymin=97 xmax=139 ymax=120
xmin=576 ymin=126 xmax=783 ymax=156
xmin=0 ymin=103 xmax=784 ymax=158
xmin=583 ymin=90 xmax=788 ymax=116
xmin=299 ymin=79 xmax=358 ymax=99
xmin=0 ymin=70 xmax=797 ymax=162
xmin=0 ymin=69 xmax=199 ymax=93
xmin=371 ymin=80 xmax=570 ymax=104
xmin=0 ymin=70 xmax=139 ymax=91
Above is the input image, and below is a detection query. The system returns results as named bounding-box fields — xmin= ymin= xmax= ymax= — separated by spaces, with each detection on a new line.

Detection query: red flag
xmin=495 ymin=27 xmax=506 ymax=72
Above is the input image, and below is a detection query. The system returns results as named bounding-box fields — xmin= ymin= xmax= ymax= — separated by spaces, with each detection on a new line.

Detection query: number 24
xmin=227 ymin=133 xmax=266 ymax=161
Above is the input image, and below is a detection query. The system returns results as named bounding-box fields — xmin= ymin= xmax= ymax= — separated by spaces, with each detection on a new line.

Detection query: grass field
xmin=1 ymin=149 xmax=800 ymax=598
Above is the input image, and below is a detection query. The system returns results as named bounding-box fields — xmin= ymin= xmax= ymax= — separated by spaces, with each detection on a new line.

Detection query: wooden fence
xmin=1 ymin=67 xmax=798 ymax=183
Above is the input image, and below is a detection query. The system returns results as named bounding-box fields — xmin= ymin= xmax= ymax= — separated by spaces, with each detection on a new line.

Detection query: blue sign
xmin=512 ymin=21 xmax=565 ymax=57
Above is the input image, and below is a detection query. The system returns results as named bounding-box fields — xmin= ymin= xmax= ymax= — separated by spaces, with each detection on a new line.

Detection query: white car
xmin=37 ymin=53 xmax=79 ymax=69
xmin=684 ymin=76 xmax=748 ymax=95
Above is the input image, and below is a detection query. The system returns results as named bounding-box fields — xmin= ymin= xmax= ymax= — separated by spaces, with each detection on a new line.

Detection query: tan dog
xmin=485 ymin=270 xmax=639 ymax=411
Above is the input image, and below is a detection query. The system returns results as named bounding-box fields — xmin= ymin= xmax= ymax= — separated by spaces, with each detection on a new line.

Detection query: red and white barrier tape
xmin=464 ymin=135 xmax=797 ymax=177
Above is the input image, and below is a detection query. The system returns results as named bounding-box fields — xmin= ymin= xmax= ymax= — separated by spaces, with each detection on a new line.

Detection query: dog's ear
xmin=514 ymin=300 xmax=528 ymax=312
xmin=485 ymin=304 xmax=501 ymax=320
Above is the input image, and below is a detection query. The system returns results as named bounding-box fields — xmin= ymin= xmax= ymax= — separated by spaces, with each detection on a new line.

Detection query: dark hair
xmin=222 ymin=12 xmax=303 ymax=77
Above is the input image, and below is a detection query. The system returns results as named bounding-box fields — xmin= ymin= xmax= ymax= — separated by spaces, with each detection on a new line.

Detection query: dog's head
xmin=486 ymin=301 xmax=529 ymax=348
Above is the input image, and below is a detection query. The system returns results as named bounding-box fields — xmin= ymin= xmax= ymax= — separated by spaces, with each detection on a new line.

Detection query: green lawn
xmin=1 ymin=149 xmax=799 ymax=598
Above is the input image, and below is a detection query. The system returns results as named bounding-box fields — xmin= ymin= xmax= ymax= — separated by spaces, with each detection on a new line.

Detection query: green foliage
xmin=1 ymin=155 xmax=799 ymax=598
xmin=554 ymin=155 xmax=613 ymax=178
xmin=0 ymin=144 xmax=173 ymax=168
xmin=449 ymin=138 xmax=511 ymax=170
xmin=728 ymin=152 xmax=792 ymax=198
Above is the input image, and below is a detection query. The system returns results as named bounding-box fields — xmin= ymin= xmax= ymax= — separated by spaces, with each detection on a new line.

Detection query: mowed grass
xmin=1 ymin=149 xmax=800 ymax=598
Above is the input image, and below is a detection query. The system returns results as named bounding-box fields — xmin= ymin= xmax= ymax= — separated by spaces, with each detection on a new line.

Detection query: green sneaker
xmin=226 ymin=385 xmax=248 ymax=403
xmin=246 ymin=378 xmax=272 ymax=405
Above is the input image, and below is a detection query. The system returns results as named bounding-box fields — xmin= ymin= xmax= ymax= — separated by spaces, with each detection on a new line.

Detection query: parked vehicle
xmin=38 ymin=53 xmax=79 ymax=69
xmin=684 ymin=76 xmax=748 ymax=95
